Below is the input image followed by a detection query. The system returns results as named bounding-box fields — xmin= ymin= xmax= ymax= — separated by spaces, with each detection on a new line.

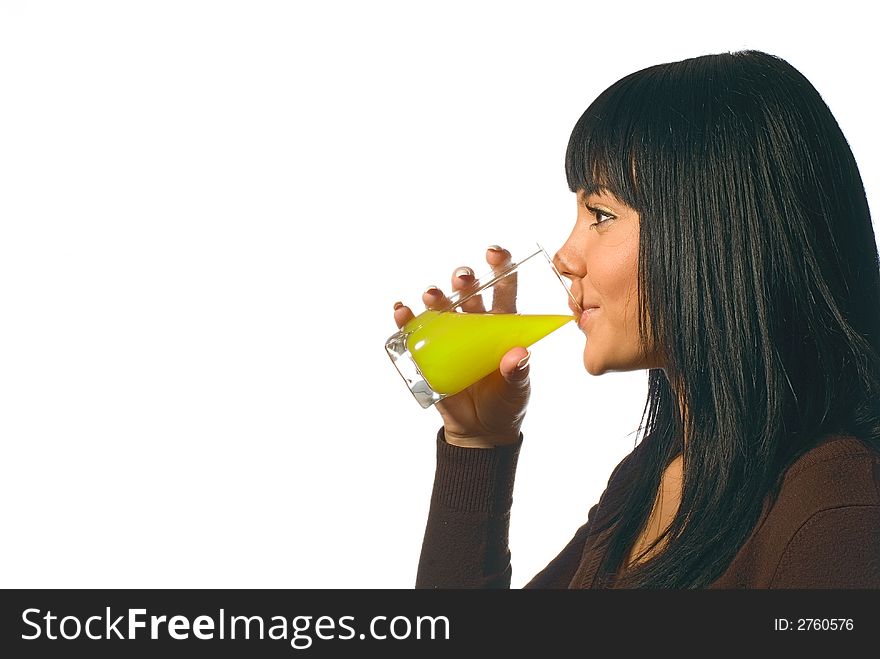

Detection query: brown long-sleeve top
xmin=416 ymin=429 xmax=880 ymax=588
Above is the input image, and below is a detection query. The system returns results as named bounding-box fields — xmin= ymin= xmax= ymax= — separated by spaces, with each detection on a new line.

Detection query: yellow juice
xmin=403 ymin=310 xmax=574 ymax=396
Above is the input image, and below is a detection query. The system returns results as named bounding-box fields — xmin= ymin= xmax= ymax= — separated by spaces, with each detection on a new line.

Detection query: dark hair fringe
xmin=565 ymin=49 xmax=880 ymax=588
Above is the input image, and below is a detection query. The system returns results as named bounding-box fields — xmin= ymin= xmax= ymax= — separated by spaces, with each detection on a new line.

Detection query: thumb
xmin=499 ymin=347 xmax=530 ymax=386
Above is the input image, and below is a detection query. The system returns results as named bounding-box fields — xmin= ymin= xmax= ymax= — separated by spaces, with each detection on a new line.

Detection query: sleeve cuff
xmin=431 ymin=426 xmax=523 ymax=514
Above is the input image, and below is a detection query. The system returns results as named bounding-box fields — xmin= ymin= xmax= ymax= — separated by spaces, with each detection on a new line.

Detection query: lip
xmin=577 ymin=307 xmax=600 ymax=331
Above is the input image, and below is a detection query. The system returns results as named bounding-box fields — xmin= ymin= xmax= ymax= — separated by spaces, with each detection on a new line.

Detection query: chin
xmin=582 ymin=351 xmax=607 ymax=376
xmin=583 ymin=345 xmax=655 ymax=376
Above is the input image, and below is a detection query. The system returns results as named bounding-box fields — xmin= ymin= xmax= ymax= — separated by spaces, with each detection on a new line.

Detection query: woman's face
xmin=553 ymin=189 xmax=665 ymax=375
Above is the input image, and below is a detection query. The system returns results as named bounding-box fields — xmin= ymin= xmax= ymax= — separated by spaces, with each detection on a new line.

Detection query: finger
xmin=393 ymin=301 xmax=415 ymax=329
xmin=499 ymin=347 xmax=530 ymax=385
xmin=487 ymin=245 xmax=517 ymax=313
xmin=486 ymin=245 xmax=512 ymax=270
xmin=422 ymin=285 xmax=451 ymax=310
xmin=451 ymin=266 xmax=486 ymax=313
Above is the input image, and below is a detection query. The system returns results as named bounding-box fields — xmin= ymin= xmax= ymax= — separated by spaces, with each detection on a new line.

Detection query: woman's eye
xmin=586 ymin=206 xmax=615 ymax=229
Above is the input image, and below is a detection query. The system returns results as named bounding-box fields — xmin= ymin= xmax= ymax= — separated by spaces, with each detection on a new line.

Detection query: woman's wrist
xmin=443 ymin=428 xmax=521 ymax=449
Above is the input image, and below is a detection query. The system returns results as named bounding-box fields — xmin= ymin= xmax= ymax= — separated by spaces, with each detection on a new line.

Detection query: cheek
xmin=590 ymin=248 xmax=639 ymax=318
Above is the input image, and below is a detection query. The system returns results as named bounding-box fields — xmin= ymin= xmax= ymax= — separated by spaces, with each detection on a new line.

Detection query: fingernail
xmin=424 ymin=285 xmax=440 ymax=295
xmin=454 ymin=266 xmax=474 ymax=279
xmin=393 ymin=301 xmax=403 ymax=310
xmin=517 ymin=352 xmax=531 ymax=370
xmin=487 ymin=245 xmax=503 ymax=252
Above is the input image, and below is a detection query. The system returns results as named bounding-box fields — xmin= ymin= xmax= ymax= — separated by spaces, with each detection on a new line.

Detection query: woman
xmin=391 ymin=50 xmax=880 ymax=588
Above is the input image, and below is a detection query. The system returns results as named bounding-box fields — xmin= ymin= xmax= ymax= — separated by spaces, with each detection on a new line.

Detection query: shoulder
xmin=713 ymin=434 xmax=880 ymax=588
xmin=777 ymin=434 xmax=880 ymax=509
xmin=768 ymin=435 xmax=880 ymax=587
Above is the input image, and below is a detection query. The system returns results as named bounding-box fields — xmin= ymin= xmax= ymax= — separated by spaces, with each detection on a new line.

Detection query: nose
xmin=553 ymin=243 xmax=585 ymax=281
xmin=552 ymin=250 xmax=570 ymax=278
xmin=553 ymin=245 xmax=584 ymax=315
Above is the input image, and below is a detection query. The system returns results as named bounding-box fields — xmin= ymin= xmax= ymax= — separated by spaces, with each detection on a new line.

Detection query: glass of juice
xmin=385 ymin=243 xmax=582 ymax=408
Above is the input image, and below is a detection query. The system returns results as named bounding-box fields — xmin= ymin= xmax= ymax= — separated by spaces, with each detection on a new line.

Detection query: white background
xmin=1 ymin=1 xmax=877 ymax=588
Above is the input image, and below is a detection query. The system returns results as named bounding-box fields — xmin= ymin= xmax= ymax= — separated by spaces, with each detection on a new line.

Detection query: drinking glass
xmin=385 ymin=243 xmax=582 ymax=408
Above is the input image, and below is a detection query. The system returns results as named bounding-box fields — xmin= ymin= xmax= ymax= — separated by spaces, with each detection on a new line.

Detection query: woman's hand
xmin=392 ymin=246 xmax=530 ymax=448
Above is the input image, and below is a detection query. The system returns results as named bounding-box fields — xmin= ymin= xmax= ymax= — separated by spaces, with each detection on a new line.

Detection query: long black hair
xmin=565 ymin=50 xmax=880 ymax=588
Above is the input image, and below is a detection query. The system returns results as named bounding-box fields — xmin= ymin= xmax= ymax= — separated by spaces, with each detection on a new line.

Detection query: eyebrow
xmin=577 ymin=190 xmax=594 ymax=204
xmin=579 ymin=191 xmax=611 ymax=207
xmin=579 ymin=187 xmax=622 ymax=209
xmin=579 ymin=187 xmax=607 ymax=200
